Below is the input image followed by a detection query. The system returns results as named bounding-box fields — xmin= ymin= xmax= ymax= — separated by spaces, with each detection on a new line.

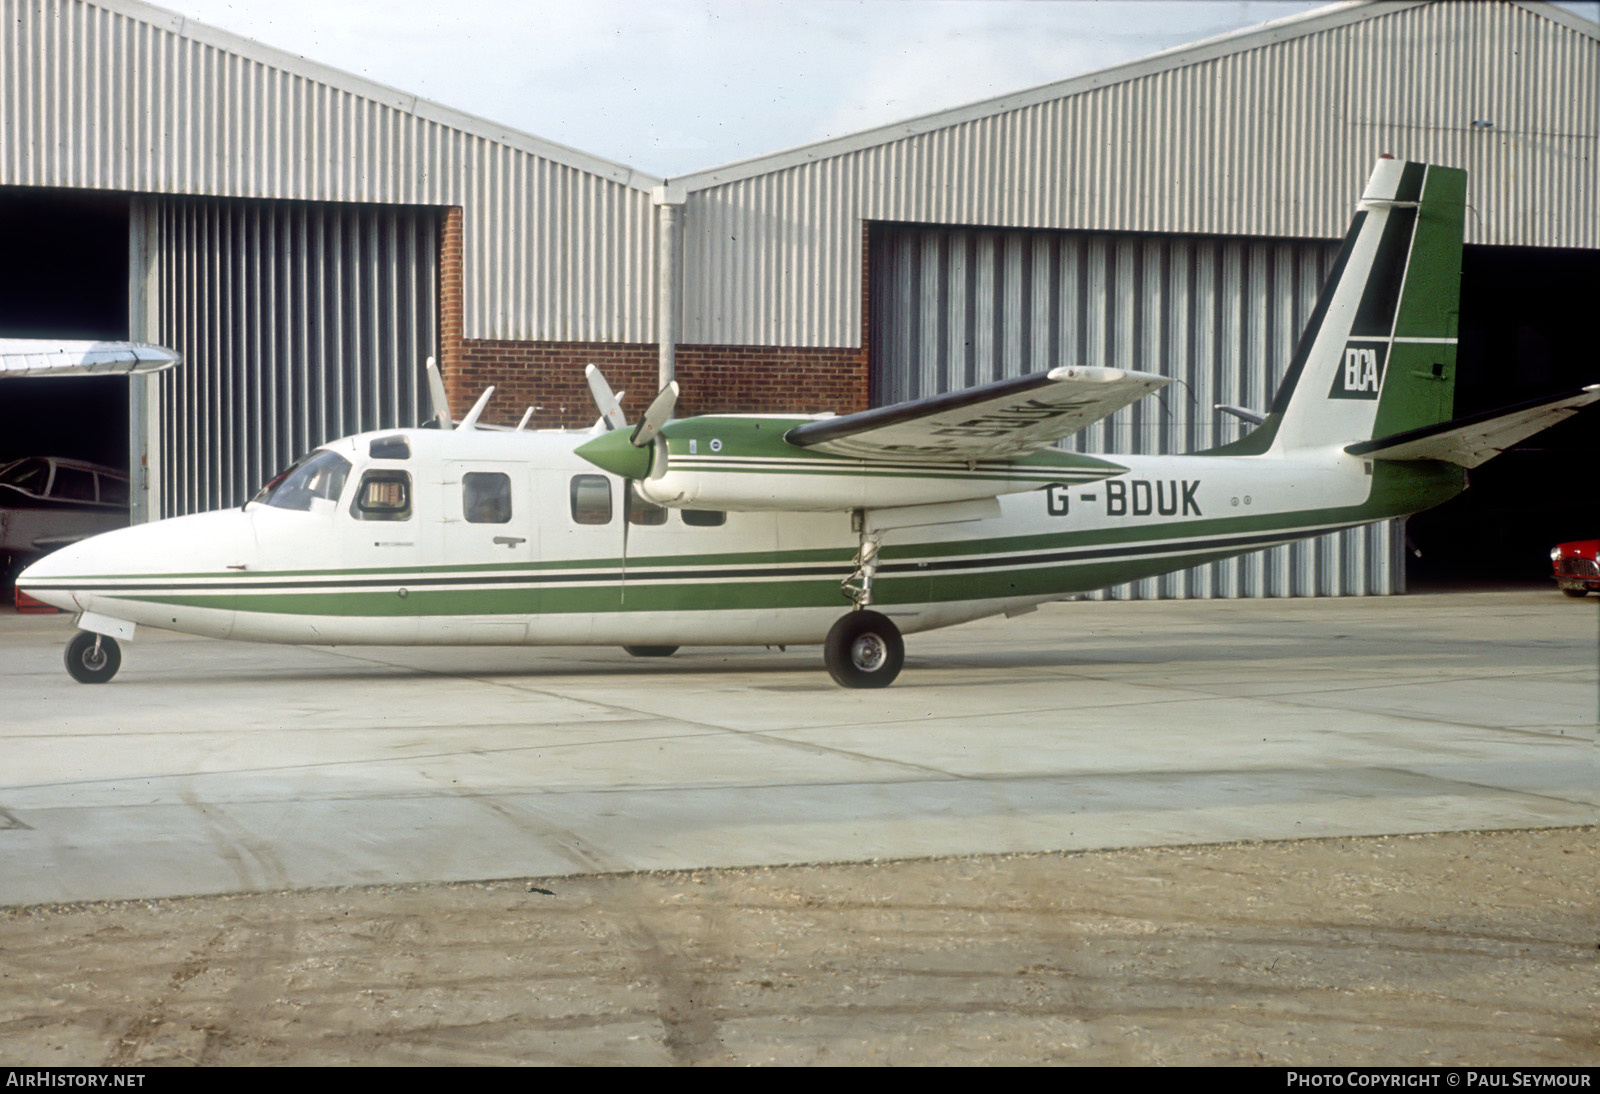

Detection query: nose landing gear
xmin=64 ymin=631 xmax=121 ymax=684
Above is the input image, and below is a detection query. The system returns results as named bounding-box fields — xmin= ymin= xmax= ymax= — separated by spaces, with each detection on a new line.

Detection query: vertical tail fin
xmin=1209 ymin=158 xmax=1466 ymax=455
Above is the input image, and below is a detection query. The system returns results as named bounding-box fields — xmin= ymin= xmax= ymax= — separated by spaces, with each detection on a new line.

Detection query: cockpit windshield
xmin=0 ymin=458 xmax=50 ymax=494
xmin=252 ymin=449 xmax=353 ymax=511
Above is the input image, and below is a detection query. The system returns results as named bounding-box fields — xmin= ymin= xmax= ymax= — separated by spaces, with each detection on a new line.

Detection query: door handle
xmin=493 ymin=536 xmax=526 ymax=547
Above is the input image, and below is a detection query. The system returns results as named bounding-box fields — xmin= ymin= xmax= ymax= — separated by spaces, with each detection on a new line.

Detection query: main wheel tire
xmin=623 ymin=645 xmax=679 ymax=657
xmin=824 ymin=610 xmax=904 ymax=689
xmin=64 ymin=631 xmax=121 ymax=684
xmin=1562 ymin=588 xmax=1589 ymax=598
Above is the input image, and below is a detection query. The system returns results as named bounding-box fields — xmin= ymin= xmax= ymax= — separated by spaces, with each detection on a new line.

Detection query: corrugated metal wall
xmin=152 ymin=196 xmax=439 ymax=517
xmin=679 ymin=1 xmax=1599 ymax=349
xmin=6 ymin=0 xmax=1591 ymax=351
xmin=870 ymin=222 xmax=1399 ymax=596
xmin=0 ymin=0 xmax=657 ymax=343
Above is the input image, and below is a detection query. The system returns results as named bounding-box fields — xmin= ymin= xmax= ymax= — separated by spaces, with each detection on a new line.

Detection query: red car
xmin=1550 ymin=540 xmax=1600 ymax=598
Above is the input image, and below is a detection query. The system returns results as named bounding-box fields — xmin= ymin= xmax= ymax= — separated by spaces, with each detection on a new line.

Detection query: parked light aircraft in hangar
xmin=18 ymin=159 xmax=1600 ymax=687
xmin=0 ymin=340 xmax=181 ymax=573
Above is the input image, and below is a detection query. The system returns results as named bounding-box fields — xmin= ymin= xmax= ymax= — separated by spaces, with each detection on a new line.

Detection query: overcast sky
xmin=162 ymin=0 xmax=1599 ymax=178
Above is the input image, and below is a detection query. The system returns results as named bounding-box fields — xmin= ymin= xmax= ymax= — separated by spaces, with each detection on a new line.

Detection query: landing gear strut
xmin=64 ymin=631 xmax=121 ymax=684
xmin=840 ymin=531 xmax=882 ymax=608
xmin=829 ymin=521 xmax=904 ymax=688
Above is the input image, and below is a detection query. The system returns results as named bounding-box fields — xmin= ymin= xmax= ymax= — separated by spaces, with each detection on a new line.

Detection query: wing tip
xmin=1046 ymin=365 xmax=1170 ymax=387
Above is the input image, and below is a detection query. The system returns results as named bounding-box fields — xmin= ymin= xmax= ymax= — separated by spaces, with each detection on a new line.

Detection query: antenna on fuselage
xmin=456 ymin=387 xmax=495 ymax=431
xmin=515 ymin=407 xmax=534 ymax=431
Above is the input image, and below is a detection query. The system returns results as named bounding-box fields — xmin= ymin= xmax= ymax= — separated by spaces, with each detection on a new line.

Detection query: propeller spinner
xmin=574 ymin=369 xmax=677 ymax=479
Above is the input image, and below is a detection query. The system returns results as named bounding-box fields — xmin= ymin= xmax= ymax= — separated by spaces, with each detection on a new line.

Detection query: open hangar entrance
xmin=0 ymin=187 xmax=132 ymax=603
xmin=147 ymin=198 xmax=442 ymax=518
xmin=0 ymin=187 xmax=131 ymax=471
xmin=867 ymin=222 xmax=1600 ymax=595
xmin=0 ymin=186 xmax=443 ymax=604
xmin=1404 ymin=244 xmax=1600 ymax=587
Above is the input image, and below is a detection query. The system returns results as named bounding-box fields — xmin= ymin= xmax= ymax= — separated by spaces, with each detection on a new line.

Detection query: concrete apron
xmin=0 ymin=590 xmax=1592 ymax=905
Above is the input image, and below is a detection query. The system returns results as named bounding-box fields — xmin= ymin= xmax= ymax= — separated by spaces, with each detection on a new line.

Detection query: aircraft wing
xmin=0 ymin=340 xmax=181 ymax=378
xmin=1346 ymin=385 xmax=1600 ymax=469
xmin=784 ymin=366 xmax=1169 ymax=462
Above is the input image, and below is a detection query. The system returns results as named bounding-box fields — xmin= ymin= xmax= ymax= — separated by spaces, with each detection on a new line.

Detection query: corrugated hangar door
xmin=151 ymin=198 xmax=440 ymax=517
xmin=868 ymin=222 xmax=1400 ymax=599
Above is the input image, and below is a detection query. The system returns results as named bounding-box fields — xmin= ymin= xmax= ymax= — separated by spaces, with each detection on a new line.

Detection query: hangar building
xmin=2 ymin=0 xmax=1596 ymax=598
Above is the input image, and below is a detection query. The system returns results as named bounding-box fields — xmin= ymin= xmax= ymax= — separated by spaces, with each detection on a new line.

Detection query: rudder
xmin=1208 ymin=158 xmax=1465 ymax=455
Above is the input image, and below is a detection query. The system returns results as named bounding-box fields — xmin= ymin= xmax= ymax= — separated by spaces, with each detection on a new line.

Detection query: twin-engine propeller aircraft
xmin=18 ymin=158 xmax=1599 ymax=687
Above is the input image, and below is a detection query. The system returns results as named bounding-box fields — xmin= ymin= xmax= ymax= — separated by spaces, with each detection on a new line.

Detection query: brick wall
xmin=451 ymin=341 xmax=868 ymax=429
xmin=435 ymin=208 xmax=875 ymax=429
xmin=438 ymin=205 xmax=466 ymax=406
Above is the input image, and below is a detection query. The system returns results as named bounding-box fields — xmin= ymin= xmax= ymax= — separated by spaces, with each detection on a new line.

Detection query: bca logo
xmin=1330 ymin=344 xmax=1386 ymax=400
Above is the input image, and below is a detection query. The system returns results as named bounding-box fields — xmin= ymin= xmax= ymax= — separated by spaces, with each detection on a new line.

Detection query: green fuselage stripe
xmin=42 ymin=461 xmax=1461 ymax=618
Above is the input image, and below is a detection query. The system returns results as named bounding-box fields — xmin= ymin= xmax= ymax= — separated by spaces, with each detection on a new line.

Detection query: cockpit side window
xmin=351 ymin=469 xmax=413 ymax=521
xmin=255 ymin=450 xmax=353 ymax=511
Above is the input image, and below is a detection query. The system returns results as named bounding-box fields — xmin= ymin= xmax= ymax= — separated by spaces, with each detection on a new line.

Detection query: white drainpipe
xmin=653 ymin=184 xmax=687 ymax=391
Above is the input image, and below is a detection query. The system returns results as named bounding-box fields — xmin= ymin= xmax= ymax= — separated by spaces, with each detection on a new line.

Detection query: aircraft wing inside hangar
xmin=0 ymin=340 xmax=181 ymax=379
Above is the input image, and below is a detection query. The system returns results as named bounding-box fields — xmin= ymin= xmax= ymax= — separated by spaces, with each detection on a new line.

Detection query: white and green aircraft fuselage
xmin=19 ymin=158 xmax=1597 ymax=687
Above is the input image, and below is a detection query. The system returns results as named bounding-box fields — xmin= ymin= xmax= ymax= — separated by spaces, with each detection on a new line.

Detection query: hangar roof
xmin=95 ymin=0 xmax=661 ymax=190
xmin=672 ymin=0 xmax=1600 ymax=191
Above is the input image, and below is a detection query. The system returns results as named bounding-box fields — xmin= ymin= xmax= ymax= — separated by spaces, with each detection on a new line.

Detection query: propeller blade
xmin=425 ymin=356 xmax=453 ymax=428
xmin=630 ymin=381 xmax=678 ymax=448
xmin=585 ymin=364 xmax=628 ymax=432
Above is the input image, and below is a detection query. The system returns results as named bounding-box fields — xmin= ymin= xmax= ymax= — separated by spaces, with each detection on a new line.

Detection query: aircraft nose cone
xmin=16 ymin=509 xmax=257 ymax=615
xmin=15 ymin=547 xmax=86 ymax=611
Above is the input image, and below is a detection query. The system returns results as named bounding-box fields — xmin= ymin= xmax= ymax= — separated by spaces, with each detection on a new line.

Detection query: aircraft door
xmin=534 ymin=468 xmax=623 ymax=634
xmin=440 ymin=461 xmax=537 ymax=641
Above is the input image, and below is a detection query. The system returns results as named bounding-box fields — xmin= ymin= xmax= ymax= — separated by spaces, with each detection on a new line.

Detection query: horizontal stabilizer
xmin=785 ymin=366 xmax=1168 ymax=462
xmin=1345 ymin=385 xmax=1600 ymax=468
xmin=0 ymin=340 xmax=181 ymax=378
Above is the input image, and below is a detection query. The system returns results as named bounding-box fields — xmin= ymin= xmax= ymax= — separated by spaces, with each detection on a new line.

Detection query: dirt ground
xmin=0 ymin=827 xmax=1594 ymax=1066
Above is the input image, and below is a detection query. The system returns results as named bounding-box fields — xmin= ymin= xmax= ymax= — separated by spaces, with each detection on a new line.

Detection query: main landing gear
xmin=64 ymin=631 xmax=121 ymax=684
xmin=825 ymin=523 xmax=905 ymax=688
xmin=824 ymin=609 xmax=904 ymax=689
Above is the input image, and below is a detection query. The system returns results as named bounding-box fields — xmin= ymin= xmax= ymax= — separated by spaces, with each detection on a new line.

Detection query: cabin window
xmin=351 ymin=469 xmax=412 ymax=521
xmin=681 ymin=509 xmax=726 ymax=527
xmin=369 ymin=435 xmax=411 ymax=460
xmin=52 ymin=467 xmax=96 ymax=502
xmin=570 ymin=475 xmax=612 ymax=525
xmin=463 ymin=472 xmax=512 ymax=524
xmin=98 ymin=476 xmax=129 ymax=507
xmin=626 ymin=484 xmax=668 ymax=526
xmin=256 ymin=449 xmax=353 ymax=511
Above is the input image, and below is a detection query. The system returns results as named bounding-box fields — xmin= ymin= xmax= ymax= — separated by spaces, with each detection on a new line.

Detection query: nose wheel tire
xmin=824 ymin=610 xmax=904 ymax=689
xmin=64 ymin=631 xmax=121 ymax=684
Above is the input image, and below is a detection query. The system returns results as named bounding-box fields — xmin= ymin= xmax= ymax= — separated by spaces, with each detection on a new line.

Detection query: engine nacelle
xmin=577 ymin=415 xmax=1128 ymax=513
